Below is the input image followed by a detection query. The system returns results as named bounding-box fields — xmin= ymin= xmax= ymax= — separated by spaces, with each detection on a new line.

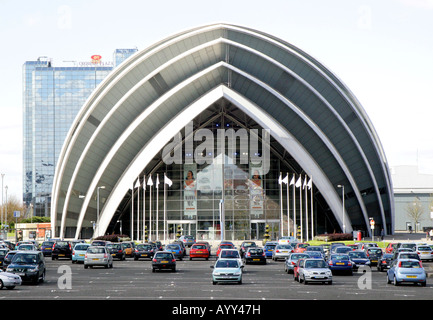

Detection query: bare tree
xmin=405 ymin=198 xmax=424 ymax=232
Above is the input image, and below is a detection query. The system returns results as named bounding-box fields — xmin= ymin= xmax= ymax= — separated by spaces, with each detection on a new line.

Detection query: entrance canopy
xmin=51 ymin=23 xmax=394 ymax=239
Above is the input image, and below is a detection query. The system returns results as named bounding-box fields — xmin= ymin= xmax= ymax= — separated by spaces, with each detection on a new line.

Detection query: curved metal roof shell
xmin=51 ymin=23 xmax=394 ymax=239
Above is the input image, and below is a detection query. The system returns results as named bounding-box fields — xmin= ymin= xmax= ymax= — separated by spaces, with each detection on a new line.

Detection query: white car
xmin=84 ymin=246 xmax=113 ymax=269
xmin=278 ymin=236 xmax=297 ymax=245
xmin=218 ymin=249 xmax=244 ymax=267
xmin=416 ymin=245 xmax=433 ymax=261
xmin=0 ymin=269 xmax=22 ymax=290
xmin=297 ymin=258 xmax=332 ymax=285
xmin=211 ymin=258 xmax=243 ymax=285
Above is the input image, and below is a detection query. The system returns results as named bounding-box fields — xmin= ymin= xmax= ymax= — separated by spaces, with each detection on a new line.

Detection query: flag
xmin=156 ymin=174 xmax=160 ymax=189
xmin=143 ymin=175 xmax=146 ymax=190
xmin=164 ymin=174 xmax=173 ymax=187
xmin=307 ymin=177 xmax=312 ymax=189
xmin=303 ymin=176 xmax=307 ymax=189
xmin=282 ymin=174 xmax=288 ymax=185
xmin=295 ymin=176 xmax=302 ymax=188
xmin=289 ymin=175 xmax=295 ymax=185
xmin=147 ymin=176 xmax=153 ymax=186
xmin=134 ymin=178 xmax=140 ymax=189
xmin=278 ymin=173 xmax=283 ymax=185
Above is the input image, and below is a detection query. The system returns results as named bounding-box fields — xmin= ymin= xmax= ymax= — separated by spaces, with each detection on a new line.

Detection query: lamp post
xmin=96 ymin=186 xmax=105 ymax=237
xmin=337 ymin=185 xmax=345 ymax=233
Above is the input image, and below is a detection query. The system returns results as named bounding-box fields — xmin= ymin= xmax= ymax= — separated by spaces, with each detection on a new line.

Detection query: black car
xmin=239 ymin=241 xmax=257 ymax=258
xmin=377 ymin=253 xmax=394 ymax=272
xmin=366 ymin=247 xmax=383 ymax=266
xmin=2 ymin=250 xmax=18 ymax=270
xmin=6 ymin=251 xmax=46 ymax=284
xmin=134 ymin=243 xmax=155 ymax=260
xmin=243 ymin=247 xmax=266 ymax=265
xmin=52 ymin=241 xmax=72 ymax=260
xmin=152 ymin=251 xmax=176 ymax=272
xmin=0 ymin=249 xmax=9 ymax=269
xmin=107 ymin=243 xmax=126 ymax=260
xmin=40 ymin=240 xmax=55 ymax=257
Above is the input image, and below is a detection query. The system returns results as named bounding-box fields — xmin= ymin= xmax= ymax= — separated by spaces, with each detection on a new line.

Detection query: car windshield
xmin=331 ymin=254 xmax=349 ymax=260
xmin=74 ymin=244 xmax=89 ymax=251
xmin=243 ymin=242 xmax=256 ymax=247
xmin=335 ymin=247 xmax=351 ymax=253
xmin=368 ymin=249 xmax=382 ymax=254
xmin=56 ymin=241 xmax=69 ymax=247
xmin=277 ymin=245 xmax=292 ymax=249
xmin=400 ymin=253 xmax=419 ymax=259
xmin=167 ymin=245 xmax=180 ymax=250
xmin=107 ymin=244 xmax=121 ymax=249
xmin=306 ymin=247 xmax=322 ymax=251
xmin=155 ymin=253 xmax=173 ymax=259
xmin=193 ymin=245 xmax=206 ymax=249
xmin=42 ymin=241 xmax=54 ymax=246
xmin=87 ymin=247 xmax=106 ymax=254
xmin=12 ymin=253 xmax=38 ymax=264
xmin=291 ymin=254 xmax=308 ymax=259
xmin=0 ymin=250 xmax=7 ymax=257
xmin=418 ymin=246 xmax=431 ymax=251
xmin=400 ymin=260 xmax=421 ymax=268
xmin=305 ymin=260 xmax=327 ymax=268
xmin=137 ymin=244 xmax=152 ymax=250
xmin=216 ymin=260 xmax=239 ymax=268
xmin=349 ymin=252 xmax=367 ymax=258
xmin=248 ymin=249 xmax=263 ymax=254
xmin=221 ymin=251 xmax=240 ymax=258
xmin=401 ymin=244 xmax=416 ymax=249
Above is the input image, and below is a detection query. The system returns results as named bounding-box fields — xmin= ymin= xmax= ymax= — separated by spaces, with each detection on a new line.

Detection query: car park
xmin=366 ymin=247 xmax=383 ymax=266
xmin=328 ymin=254 xmax=353 ymax=275
xmin=107 ymin=243 xmax=126 ymax=260
xmin=272 ymin=244 xmax=293 ymax=261
xmin=152 ymin=251 xmax=176 ymax=272
xmin=285 ymin=253 xmax=309 ymax=274
xmin=377 ymin=253 xmax=394 ymax=272
xmin=165 ymin=243 xmax=184 ymax=260
xmin=415 ymin=244 xmax=433 ymax=261
xmin=6 ymin=251 xmax=46 ymax=284
xmin=263 ymin=241 xmax=278 ymax=258
xmin=72 ymin=243 xmax=91 ymax=263
xmin=134 ymin=243 xmax=155 ymax=260
xmin=0 ymin=269 xmax=22 ymax=289
xmin=84 ymin=246 xmax=113 ymax=269
xmin=387 ymin=259 xmax=426 ymax=286
xmin=211 ymin=258 xmax=243 ymax=285
xmin=296 ymin=258 xmax=332 ymax=285
xmin=189 ymin=243 xmax=210 ymax=260
xmin=52 ymin=240 xmax=73 ymax=260
xmin=40 ymin=240 xmax=55 ymax=257
xmin=348 ymin=250 xmax=371 ymax=270
xmin=239 ymin=241 xmax=257 ymax=258
xmin=243 ymin=247 xmax=266 ymax=265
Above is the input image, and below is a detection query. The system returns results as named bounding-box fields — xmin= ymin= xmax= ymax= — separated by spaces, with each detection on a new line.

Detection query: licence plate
xmin=92 ymin=258 xmax=99 ymax=261
xmin=59 ymin=254 xmax=65 ymax=256
xmin=79 ymin=254 xmax=84 ymax=256
xmin=161 ymin=261 xmax=168 ymax=263
xmin=111 ymin=254 xmax=116 ymax=256
xmin=371 ymin=260 xmax=377 ymax=263
xmin=336 ymin=262 xmax=345 ymax=265
xmin=197 ymin=251 xmax=204 ymax=253
xmin=253 ymin=259 xmax=260 ymax=261
xmin=406 ymin=275 xmax=417 ymax=278
xmin=141 ymin=254 xmax=148 ymax=257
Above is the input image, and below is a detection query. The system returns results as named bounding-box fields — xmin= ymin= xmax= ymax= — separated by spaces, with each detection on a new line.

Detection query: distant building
xmin=391 ymin=165 xmax=433 ymax=232
xmin=22 ymin=49 xmax=138 ymax=217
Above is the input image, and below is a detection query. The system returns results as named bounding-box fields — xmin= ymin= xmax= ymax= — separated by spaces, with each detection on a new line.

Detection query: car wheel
xmin=303 ymin=276 xmax=308 ymax=285
xmin=212 ymin=281 xmax=217 ymax=285
xmin=6 ymin=286 xmax=15 ymax=290
xmin=393 ymin=276 xmax=399 ymax=286
xmin=84 ymin=265 xmax=88 ymax=269
xmin=40 ymin=271 xmax=45 ymax=283
xmin=238 ymin=278 xmax=242 ymax=285
xmin=0 ymin=279 xmax=4 ymax=290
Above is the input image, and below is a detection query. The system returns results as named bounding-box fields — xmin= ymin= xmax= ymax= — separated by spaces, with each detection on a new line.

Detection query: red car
xmin=385 ymin=243 xmax=399 ymax=254
xmin=189 ymin=243 xmax=210 ymax=260
xmin=293 ymin=258 xmax=305 ymax=282
xmin=216 ymin=242 xmax=235 ymax=257
xmin=294 ymin=243 xmax=310 ymax=253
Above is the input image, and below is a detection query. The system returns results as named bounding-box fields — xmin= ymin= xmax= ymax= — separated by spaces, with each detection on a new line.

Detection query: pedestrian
xmin=380 ymin=228 xmax=384 ymax=241
xmin=429 ymin=229 xmax=433 ymax=241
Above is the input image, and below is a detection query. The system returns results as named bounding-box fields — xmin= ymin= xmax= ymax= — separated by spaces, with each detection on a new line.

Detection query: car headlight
xmin=6 ymin=267 xmax=13 ymax=272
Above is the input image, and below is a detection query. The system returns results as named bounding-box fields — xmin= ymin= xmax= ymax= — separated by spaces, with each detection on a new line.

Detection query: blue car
xmin=72 ymin=243 xmax=91 ymax=263
xmin=263 ymin=242 xmax=278 ymax=258
xmin=165 ymin=244 xmax=183 ymax=260
xmin=348 ymin=250 xmax=371 ymax=270
xmin=328 ymin=254 xmax=353 ymax=275
xmin=387 ymin=259 xmax=426 ymax=286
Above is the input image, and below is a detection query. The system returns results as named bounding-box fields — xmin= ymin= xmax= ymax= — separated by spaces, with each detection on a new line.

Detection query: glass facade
xmin=23 ymin=50 xmax=137 ymax=217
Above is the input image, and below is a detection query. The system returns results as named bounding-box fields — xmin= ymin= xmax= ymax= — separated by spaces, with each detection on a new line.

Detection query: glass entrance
xmin=167 ymin=221 xmax=196 ymax=241
xmin=250 ymin=220 xmax=279 ymax=240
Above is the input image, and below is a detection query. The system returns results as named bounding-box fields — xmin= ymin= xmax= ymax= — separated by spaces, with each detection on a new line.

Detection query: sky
xmin=0 ymin=0 xmax=432 ymax=200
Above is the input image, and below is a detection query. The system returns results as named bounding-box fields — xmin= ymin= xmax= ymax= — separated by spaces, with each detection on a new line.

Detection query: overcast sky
xmin=1 ymin=0 xmax=432 ymax=199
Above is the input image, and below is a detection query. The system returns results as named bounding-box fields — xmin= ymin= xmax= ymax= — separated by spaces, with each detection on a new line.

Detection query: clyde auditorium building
xmin=51 ymin=23 xmax=394 ymax=242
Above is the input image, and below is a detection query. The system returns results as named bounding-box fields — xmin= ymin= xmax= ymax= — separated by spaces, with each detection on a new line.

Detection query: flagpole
xmin=279 ymin=172 xmax=283 ymax=238
xmin=287 ymin=172 xmax=290 ymax=238
xmin=293 ymin=174 xmax=296 ymax=240
xmin=305 ymin=176 xmax=309 ymax=241
xmin=148 ymin=176 xmax=152 ymax=241
xmin=299 ymin=174 xmax=303 ymax=242
xmin=137 ymin=177 xmax=140 ymax=242
xmin=143 ymin=175 xmax=146 ymax=241
xmin=164 ymin=173 xmax=167 ymax=245
xmin=131 ymin=181 xmax=134 ymax=241
xmin=156 ymin=174 xmax=159 ymax=241
xmin=310 ymin=176 xmax=314 ymax=240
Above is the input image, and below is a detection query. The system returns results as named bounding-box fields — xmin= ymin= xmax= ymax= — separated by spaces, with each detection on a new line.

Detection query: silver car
xmin=297 ymin=258 xmax=332 ymax=285
xmin=0 ymin=269 xmax=22 ymax=289
xmin=272 ymin=244 xmax=293 ymax=261
xmin=84 ymin=246 xmax=113 ymax=269
xmin=416 ymin=245 xmax=433 ymax=261
xmin=285 ymin=253 xmax=309 ymax=273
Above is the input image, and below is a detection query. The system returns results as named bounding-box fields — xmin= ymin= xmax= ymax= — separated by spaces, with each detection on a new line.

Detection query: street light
xmin=96 ymin=186 xmax=105 ymax=237
xmin=337 ymin=184 xmax=345 ymax=233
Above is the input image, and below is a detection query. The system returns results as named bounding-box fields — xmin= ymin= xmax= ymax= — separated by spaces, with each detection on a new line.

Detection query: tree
xmin=405 ymin=198 xmax=424 ymax=232
xmin=0 ymin=195 xmax=26 ymax=230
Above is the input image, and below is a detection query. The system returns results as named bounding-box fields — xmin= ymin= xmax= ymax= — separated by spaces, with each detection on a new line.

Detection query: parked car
xmin=121 ymin=242 xmax=135 ymax=258
xmin=395 ymin=252 xmax=421 ymax=261
xmin=178 ymin=235 xmax=196 ymax=247
xmin=211 ymin=258 xmax=243 ymax=285
xmin=415 ymin=244 xmax=433 ymax=261
xmin=152 ymin=251 xmax=176 ymax=272
xmin=293 ymin=243 xmax=310 ymax=253
xmin=366 ymin=247 xmax=383 ymax=266
xmin=72 ymin=243 xmax=91 ymax=263
xmin=328 ymin=254 xmax=353 ymax=275
xmin=387 ymin=259 xmax=426 ymax=286
xmin=189 ymin=243 xmax=210 ymax=260
xmin=263 ymin=241 xmax=278 ymax=258
xmin=272 ymin=244 xmax=293 ymax=261
xmin=219 ymin=249 xmax=243 ymax=267
xmin=52 ymin=241 xmax=73 ymax=260
xmin=107 ymin=243 xmax=126 ymax=261
xmin=84 ymin=246 xmax=113 ymax=269
xmin=165 ymin=243 xmax=183 ymax=260
xmin=134 ymin=243 xmax=155 ymax=260
xmin=243 ymin=247 xmax=266 ymax=265
xmin=297 ymin=258 xmax=332 ymax=285
xmin=0 ymin=269 xmax=22 ymax=289
xmin=2 ymin=251 xmax=18 ymax=271
xmin=239 ymin=241 xmax=257 ymax=258
xmin=91 ymin=240 xmax=111 ymax=247
xmin=216 ymin=242 xmax=235 ymax=257
xmin=348 ymin=250 xmax=371 ymax=270
xmin=285 ymin=253 xmax=309 ymax=274
xmin=6 ymin=251 xmax=46 ymax=284
xmin=377 ymin=253 xmax=394 ymax=272
xmin=385 ymin=242 xmax=399 ymax=254
xmin=195 ymin=241 xmax=212 ymax=256
xmin=278 ymin=236 xmax=297 ymax=245
xmin=293 ymin=259 xmax=304 ymax=282
xmin=172 ymin=241 xmax=187 ymax=257
xmin=398 ymin=243 xmax=417 ymax=251
xmin=40 ymin=240 xmax=55 ymax=257
xmin=17 ymin=244 xmax=38 ymax=251
xmin=334 ymin=246 xmax=353 ymax=254
xmin=305 ymin=251 xmax=323 ymax=259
